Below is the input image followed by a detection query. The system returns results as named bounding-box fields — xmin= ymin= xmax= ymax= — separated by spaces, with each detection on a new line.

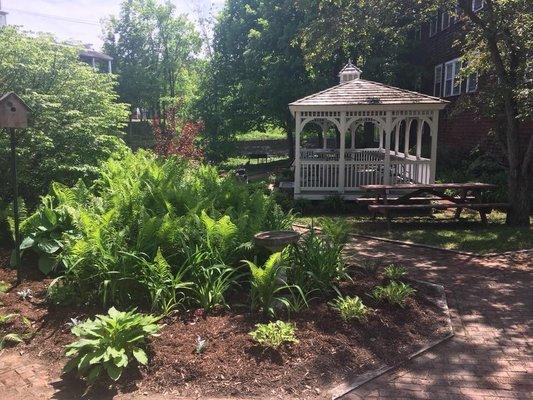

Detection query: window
xmin=472 ymin=0 xmax=484 ymax=12
xmin=429 ymin=14 xmax=439 ymax=37
xmin=434 ymin=65 xmax=443 ymax=97
xmin=466 ymin=72 xmax=478 ymax=93
xmin=442 ymin=12 xmax=451 ymax=30
xmin=444 ymin=58 xmax=462 ymax=96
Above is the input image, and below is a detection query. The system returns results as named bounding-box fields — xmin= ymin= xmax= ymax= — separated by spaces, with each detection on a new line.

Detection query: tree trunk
xmin=286 ymin=125 xmax=295 ymax=160
xmin=506 ymin=166 xmax=531 ymax=226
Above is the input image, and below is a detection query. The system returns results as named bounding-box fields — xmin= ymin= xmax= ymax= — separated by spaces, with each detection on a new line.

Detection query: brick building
xmin=418 ymin=1 xmax=531 ymax=158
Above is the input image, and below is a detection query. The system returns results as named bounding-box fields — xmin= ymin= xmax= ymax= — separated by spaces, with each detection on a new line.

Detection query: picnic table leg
xmin=454 ymin=189 xmax=467 ymax=219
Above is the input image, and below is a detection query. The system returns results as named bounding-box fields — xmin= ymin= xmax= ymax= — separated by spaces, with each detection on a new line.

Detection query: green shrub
xmin=373 ymin=281 xmax=416 ymax=307
xmin=383 ymin=264 xmax=407 ymax=280
xmin=289 ymin=228 xmax=347 ymax=294
xmin=47 ymin=278 xmax=78 ymax=306
xmin=318 ymin=217 xmax=349 ymax=245
xmin=329 ymin=295 xmax=371 ymax=322
xmin=64 ymin=307 xmax=161 ymax=384
xmin=249 ymin=320 xmax=299 ymax=349
xmin=244 ymin=252 xmax=295 ymax=317
xmin=21 ymin=151 xmax=292 ymax=313
xmin=0 ymin=281 xmax=10 ymax=293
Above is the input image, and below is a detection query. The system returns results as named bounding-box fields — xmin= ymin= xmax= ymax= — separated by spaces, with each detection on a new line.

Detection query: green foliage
xmin=373 ymin=281 xmax=416 ymax=307
xmin=318 ymin=217 xmax=349 ymax=245
xmin=0 ymin=281 xmax=10 ymax=293
xmin=23 ymin=151 xmax=291 ymax=313
xmin=329 ymin=295 xmax=371 ymax=322
xmin=0 ymin=314 xmax=33 ymax=350
xmin=249 ymin=320 xmax=299 ymax=349
xmin=46 ymin=278 xmax=78 ymax=307
xmin=64 ymin=307 xmax=161 ymax=384
xmin=289 ymin=228 xmax=347 ymax=294
xmin=0 ymin=27 xmax=129 ymax=204
xmin=244 ymin=252 xmax=295 ymax=318
xmin=103 ymin=0 xmax=201 ymax=115
xmin=383 ymin=265 xmax=407 ymax=281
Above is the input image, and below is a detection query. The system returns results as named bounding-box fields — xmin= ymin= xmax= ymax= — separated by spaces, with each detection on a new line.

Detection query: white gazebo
xmin=289 ymin=61 xmax=448 ymax=199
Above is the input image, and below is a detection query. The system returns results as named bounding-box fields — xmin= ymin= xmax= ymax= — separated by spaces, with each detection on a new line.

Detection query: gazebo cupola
xmin=339 ymin=60 xmax=362 ymax=83
xmin=289 ymin=61 xmax=448 ymax=200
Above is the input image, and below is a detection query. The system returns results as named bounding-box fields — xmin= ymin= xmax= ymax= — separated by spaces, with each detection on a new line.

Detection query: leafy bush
xmin=21 ymin=151 xmax=292 ymax=313
xmin=329 ymin=295 xmax=371 ymax=322
xmin=249 ymin=320 xmax=299 ymax=349
xmin=245 ymin=252 xmax=296 ymax=317
xmin=318 ymin=217 xmax=349 ymax=246
xmin=373 ymin=281 xmax=416 ymax=307
xmin=289 ymin=228 xmax=347 ymax=294
xmin=47 ymin=278 xmax=79 ymax=306
xmin=383 ymin=265 xmax=408 ymax=281
xmin=64 ymin=307 xmax=161 ymax=384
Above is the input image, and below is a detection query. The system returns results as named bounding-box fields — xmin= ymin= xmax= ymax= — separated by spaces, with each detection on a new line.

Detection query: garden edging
xmin=327 ymin=279 xmax=454 ymax=400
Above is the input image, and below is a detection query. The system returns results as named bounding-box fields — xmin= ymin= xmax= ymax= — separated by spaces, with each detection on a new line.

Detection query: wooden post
xmin=429 ymin=110 xmax=439 ymax=183
xmin=379 ymin=128 xmax=384 ymax=150
xmin=351 ymin=126 xmax=355 ymax=149
xmin=10 ymin=129 xmax=21 ymax=284
xmin=416 ymin=119 xmax=423 ymax=159
xmin=394 ymin=122 xmax=400 ymax=155
xmin=384 ymin=112 xmax=392 ymax=185
xmin=338 ymin=112 xmax=347 ymax=193
xmin=404 ymin=119 xmax=411 ymax=156
xmin=322 ymin=124 xmax=328 ymax=149
xmin=294 ymin=112 xmax=302 ymax=195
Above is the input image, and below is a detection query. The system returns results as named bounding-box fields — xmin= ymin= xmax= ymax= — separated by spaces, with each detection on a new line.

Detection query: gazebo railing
xmin=299 ymin=149 xmax=431 ymax=190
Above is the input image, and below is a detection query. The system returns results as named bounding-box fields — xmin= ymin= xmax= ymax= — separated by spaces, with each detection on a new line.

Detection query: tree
xmin=0 ymin=27 xmax=129 ymax=205
xmin=198 ymin=0 xmax=335 ymax=159
xmin=103 ymin=0 xmax=201 ymax=117
xmin=296 ymin=0 xmax=532 ymax=226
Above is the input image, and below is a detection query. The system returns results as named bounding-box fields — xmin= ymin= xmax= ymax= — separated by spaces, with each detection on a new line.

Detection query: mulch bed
xmin=0 ymin=247 xmax=450 ymax=399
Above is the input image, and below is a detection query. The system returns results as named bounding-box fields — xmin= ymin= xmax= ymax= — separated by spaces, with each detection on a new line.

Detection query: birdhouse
xmin=0 ymin=92 xmax=31 ymax=128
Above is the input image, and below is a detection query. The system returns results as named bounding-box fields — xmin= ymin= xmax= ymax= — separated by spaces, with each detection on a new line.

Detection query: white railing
xmin=300 ymin=161 xmax=339 ymax=190
xmin=298 ymin=148 xmax=431 ymax=190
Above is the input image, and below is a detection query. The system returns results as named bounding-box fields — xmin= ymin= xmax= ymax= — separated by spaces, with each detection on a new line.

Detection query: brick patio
xmin=0 ymin=237 xmax=531 ymax=400
xmin=341 ymin=237 xmax=532 ymax=400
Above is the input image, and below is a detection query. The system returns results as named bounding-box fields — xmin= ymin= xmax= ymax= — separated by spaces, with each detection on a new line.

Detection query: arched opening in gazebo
xmin=289 ymin=61 xmax=448 ymax=199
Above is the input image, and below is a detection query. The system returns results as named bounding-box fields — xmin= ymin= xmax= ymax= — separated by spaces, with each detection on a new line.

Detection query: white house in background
xmin=288 ymin=61 xmax=448 ymax=200
xmin=79 ymin=45 xmax=113 ymax=73
xmin=0 ymin=0 xmax=8 ymax=27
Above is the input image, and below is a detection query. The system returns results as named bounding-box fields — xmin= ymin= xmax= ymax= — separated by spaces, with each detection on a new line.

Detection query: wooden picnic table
xmin=359 ymin=182 xmax=505 ymax=223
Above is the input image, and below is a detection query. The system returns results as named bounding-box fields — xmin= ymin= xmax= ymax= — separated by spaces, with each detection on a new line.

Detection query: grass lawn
xmin=234 ymin=126 xmax=286 ymax=141
xmin=297 ymin=210 xmax=533 ymax=254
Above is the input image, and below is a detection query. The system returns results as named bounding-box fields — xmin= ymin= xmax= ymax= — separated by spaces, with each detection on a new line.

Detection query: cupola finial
xmin=339 ymin=59 xmax=362 ymax=83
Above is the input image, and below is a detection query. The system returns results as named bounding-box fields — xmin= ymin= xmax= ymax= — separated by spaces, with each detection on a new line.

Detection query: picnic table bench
xmin=359 ymin=183 xmax=508 ymax=224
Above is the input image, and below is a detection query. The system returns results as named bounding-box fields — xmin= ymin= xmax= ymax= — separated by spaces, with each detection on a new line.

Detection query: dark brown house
xmin=418 ymin=1 xmax=531 ymax=157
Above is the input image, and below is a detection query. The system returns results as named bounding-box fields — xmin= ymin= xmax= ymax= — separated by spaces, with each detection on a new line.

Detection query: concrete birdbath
xmin=253 ymin=230 xmax=300 ymax=252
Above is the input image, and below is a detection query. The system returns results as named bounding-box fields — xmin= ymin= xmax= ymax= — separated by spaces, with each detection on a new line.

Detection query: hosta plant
xmin=383 ymin=264 xmax=408 ymax=280
xmin=249 ymin=320 xmax=299 ymax=349
xmin=329 ymin=295 xmax=371 ymax=322
xmin=373 ymin=281 xmax=416 ymax=307
xmin=64 ymin=307 xmax=161 ymax=384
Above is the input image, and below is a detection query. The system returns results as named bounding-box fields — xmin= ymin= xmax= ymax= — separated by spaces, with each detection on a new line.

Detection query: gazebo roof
xmin=289 ymin=79 xmax=448 ymax=107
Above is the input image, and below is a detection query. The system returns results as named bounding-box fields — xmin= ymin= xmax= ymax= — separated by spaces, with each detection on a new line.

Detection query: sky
xmin=1 ymin=0 xmax=224 ymax=50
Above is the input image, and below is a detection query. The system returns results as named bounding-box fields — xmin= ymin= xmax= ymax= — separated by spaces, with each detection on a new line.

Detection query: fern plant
xmin=244 ymin=252 xmax=297 ymax=317
xmin=64 ymin=307 xmax=161 ymax=384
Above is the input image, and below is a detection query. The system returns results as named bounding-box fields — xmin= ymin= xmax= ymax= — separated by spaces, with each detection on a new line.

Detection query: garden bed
xmin=1 ymin=249 xmax=450 ymax=399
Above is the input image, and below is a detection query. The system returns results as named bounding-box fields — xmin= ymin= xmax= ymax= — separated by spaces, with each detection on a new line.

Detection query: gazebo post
xmin=379 ymin=128 xmax=384 ymax=150
xmin=294 ymin=112 xmax=302 ymax=195
xmin=322 ymin=123 xmax=328 ymax=149
xmin=394 ymin=123 xmax=400 ymax=155
xmin=383 ymin=111 xmax=392 ymax=185
xmin=404 ymin=118 xmax=412 ymax=156
xmin=338 ymin=112 xmax=347 ymax=193
xmin=429 ymin=110 xmax=439 ymax=183
xmin=416 ymin=119 xmax=423 ymax=159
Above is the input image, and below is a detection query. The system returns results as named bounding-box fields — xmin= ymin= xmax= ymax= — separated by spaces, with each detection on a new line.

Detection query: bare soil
xmin=0 ymin=247 xmax=449 ymax=399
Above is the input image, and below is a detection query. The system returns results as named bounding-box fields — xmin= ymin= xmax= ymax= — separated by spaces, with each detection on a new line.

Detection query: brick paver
xmin=341 ymin=237 xmax=532 ymax=400
xmin=0 ymin=238 xmax=531 ymax=400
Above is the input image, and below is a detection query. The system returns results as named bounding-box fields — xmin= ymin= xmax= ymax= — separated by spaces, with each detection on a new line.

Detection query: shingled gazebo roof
xmin=290 ymin=79 xmax=447 ymax=107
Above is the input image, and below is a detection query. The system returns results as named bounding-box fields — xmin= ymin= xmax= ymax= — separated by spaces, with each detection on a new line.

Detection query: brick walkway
xmin=0 ymin=238 xmax=531 ymax=400
xmin=341 ymin=237 xmax=532 ymax=400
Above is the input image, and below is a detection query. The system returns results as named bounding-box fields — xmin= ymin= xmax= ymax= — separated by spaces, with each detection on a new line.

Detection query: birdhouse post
xmin=0 ymin=92 xmax=31 ymax=284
